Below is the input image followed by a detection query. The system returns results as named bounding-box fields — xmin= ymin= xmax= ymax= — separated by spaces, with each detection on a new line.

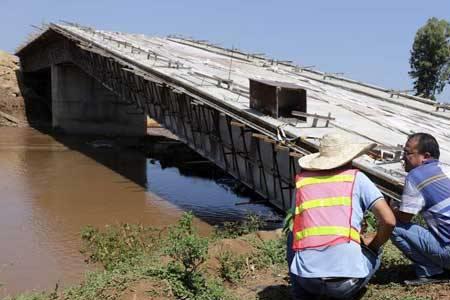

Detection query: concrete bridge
xmin=17 ymin=22 xmax=450 ymax=210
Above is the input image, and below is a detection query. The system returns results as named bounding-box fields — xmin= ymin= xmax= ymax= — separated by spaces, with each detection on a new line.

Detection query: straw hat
xmin=298 ymin=133 xmax=377 ymax=170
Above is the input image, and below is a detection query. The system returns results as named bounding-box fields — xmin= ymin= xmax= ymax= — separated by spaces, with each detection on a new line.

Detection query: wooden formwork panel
xmin=66 ymin=44 xmax=295 ymax=211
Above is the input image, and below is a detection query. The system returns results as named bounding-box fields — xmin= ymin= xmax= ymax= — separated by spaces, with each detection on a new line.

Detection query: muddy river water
xmin=0 ymin=127 xmax=281 ymax=297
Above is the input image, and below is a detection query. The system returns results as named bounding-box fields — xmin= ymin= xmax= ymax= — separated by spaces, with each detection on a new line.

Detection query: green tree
xmin=409 ymin=17 xmax=450 ymax=100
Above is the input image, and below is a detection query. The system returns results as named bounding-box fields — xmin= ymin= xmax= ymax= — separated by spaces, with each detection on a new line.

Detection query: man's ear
xmin=423 ymin=152 xmax=432 ymax=159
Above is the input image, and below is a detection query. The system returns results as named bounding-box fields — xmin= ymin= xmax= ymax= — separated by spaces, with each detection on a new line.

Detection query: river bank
xmin=5 ymin=213 xmax=450 ymax=300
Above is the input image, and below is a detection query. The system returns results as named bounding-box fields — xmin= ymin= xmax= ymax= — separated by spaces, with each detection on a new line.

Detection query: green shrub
xmin=252 ymin=236 xmax=287 ymax=269
xmin=62 ymin=266 xmax=138 ymax=300
xmin=152 ymin=212 xmax=233 ymax=299
xmin=80 ymin=223 xmax=158 ymax=270
xmin=218 ymin=251 xmax=247 ymax=283
xmin=164 ymin=212 xmax=209 ymax=273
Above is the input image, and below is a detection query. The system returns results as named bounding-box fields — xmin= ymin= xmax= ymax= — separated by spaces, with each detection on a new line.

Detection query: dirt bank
xmin=0 ymin=50 xmax=53 ymax=127
xmin=0 ymin=50 xmax=26 ymax=126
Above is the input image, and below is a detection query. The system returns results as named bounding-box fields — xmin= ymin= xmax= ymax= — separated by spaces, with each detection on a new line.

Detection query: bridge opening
xmin=19 ymin=63 xmax=149 ymax=135
xmin=20 ymin=67 xmax=52 ymax=124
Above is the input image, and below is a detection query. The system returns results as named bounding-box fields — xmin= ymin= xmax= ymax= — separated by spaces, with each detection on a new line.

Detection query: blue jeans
xmin=391 ymin=223 xmax=450 ymax=277
xmin=287 ymin=232 xmax=382 ymax=300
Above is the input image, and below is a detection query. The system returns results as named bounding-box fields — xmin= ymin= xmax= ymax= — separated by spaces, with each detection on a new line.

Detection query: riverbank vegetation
xmin=5 ymin=213 xmax=450 ymax=300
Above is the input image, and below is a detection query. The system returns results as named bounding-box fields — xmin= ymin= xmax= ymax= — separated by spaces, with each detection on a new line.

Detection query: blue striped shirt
xmin=400 ymin=159 xmax=450 ymax=244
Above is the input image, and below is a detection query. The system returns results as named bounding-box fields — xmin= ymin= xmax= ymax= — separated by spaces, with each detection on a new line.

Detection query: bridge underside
xmin=18 ymin=30 xmax=305 ymax=210
xmin=51 ymin=63 xmax=146 ymax=136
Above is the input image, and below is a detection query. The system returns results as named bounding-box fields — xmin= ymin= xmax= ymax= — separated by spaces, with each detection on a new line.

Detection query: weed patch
xmin=80 ymin=223 xmax=159 ymax=270
xmin=149 ymin=212 xmax=234 ymax=299
xmin=214 ymin=214 xmax=265 ymax=239
xmin=251 ymin=235 xmax=287 ymax=269
xmin=218 ymin=251 xmax=247 ymax=284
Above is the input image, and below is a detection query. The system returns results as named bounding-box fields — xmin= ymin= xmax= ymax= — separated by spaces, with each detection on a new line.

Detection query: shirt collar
xmin=423 ymin=159 xmax=439 ymax=165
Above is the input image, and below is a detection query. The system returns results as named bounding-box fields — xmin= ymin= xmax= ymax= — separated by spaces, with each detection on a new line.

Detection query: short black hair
xmin=408 ymin=132 xmax=440 ymax=159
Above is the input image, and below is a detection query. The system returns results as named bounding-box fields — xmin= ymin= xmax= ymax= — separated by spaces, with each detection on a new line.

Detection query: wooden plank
xmin=289 ymin=151 xmax=304 ymax=158
xmin=252 ymin=133 xmax=267 ymax=140
xmin=264 ymin=138 xmax=277 ymax=144
xmin=275 ymin=144 xmax=289 ymax=152
xmin=230 ymin=120 xmax=246 ymax=127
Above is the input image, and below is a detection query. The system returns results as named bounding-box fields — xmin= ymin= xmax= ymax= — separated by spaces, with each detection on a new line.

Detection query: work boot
xmin=404 ymin=270 xmax=450 ymax=286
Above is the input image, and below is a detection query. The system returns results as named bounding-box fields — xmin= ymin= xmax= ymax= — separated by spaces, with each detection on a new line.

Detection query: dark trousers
xmin=287 ymin=232 xmax=382 ymax=300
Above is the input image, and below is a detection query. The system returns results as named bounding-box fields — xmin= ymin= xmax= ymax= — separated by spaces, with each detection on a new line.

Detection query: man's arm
xmin=362 ymin=198 xmax=396 ymax=252
xmin=393 ymin=177 xmax=423 ymax=224
xmin=394 ymin=210 xmax=414 ymax=224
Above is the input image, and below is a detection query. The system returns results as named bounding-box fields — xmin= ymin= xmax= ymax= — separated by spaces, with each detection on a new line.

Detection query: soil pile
xmin=0 ymin=50 xmax=26 ymax=126
xmin=119 ymin=229 xmax=289 ymax=300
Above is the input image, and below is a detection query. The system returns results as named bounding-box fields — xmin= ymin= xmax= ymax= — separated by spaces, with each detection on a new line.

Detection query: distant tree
xmin=409 ymin=17 xmax=450 ymax=100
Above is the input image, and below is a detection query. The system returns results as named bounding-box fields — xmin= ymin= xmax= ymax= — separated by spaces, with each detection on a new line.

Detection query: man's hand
xmin=361 ymin=232 xmax=376 ymax=247
xmin=395 ymin=211 xmax=414 ymax=224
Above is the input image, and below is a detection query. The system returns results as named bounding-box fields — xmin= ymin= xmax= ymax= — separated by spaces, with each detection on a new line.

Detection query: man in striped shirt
xmin=392 ymin=132 xmax=450 ymax=285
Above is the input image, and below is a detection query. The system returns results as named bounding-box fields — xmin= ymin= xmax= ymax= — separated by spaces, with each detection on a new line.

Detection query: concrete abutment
xmin=51 ymin=63 xmax=146 ymax=136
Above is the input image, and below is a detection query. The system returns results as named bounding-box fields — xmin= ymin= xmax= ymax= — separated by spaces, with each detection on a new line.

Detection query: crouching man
xmin=391 ymin=133 xmax=450 ymax=285
xmin=287 ymin=133 xmax=395 ymax=299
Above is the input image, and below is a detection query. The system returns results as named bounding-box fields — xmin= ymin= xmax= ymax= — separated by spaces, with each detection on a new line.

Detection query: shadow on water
xmin=16 ymin=66 xmax=283 ymax=227
xmin=29 ymin=126 xmax=283 ymax=228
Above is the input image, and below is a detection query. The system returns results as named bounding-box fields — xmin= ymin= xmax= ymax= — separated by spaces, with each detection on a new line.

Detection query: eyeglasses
xmin=403 ymin=149 xmax=419 ymax=156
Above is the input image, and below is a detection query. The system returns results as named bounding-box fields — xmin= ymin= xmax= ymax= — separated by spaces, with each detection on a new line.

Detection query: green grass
xmin=8 ymin=213 xmax=437 ymax=300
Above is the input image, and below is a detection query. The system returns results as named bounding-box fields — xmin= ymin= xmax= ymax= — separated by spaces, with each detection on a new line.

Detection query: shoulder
xmin=354 ymin=171 xmax=374 ymax=187
xmin=408 ymin=160 xmax=442 ymax=185
xmin=353 ymin=171 xmax=383 ymax=210
xmin=400 ymin=174 xmax=425 ymax=214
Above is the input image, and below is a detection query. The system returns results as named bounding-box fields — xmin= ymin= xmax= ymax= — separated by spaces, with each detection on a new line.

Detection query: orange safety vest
xmin=292 ymin=169 xmax=360 ymax=250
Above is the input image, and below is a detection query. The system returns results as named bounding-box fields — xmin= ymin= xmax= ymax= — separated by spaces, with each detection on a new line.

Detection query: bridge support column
xmin=51 ymin=63 xmax=146 ymax=136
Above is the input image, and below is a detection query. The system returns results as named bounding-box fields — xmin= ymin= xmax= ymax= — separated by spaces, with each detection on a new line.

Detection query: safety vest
xmin=292 ymin=169 xmax=360 ymax=250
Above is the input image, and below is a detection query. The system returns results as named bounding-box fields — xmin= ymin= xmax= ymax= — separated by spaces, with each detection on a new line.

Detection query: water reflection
xmin=0 ymin=127 xmax=281 ymax=297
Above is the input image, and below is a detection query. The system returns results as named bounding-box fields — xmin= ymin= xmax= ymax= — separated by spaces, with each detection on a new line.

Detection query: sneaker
xmin=404 ymin=271 xmax=450 ymax=286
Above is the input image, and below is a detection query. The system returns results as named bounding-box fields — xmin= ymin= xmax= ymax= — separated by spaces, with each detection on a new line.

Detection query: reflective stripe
xmin=417 ymin=174 xmax=448 ymax=191
xmin=428 ymin=197 xmax=450 ymax=214
xmin=296 ymin=175 xmax=355 ymax=188
xmin=295 ymin=226 xmax=360 ymax=242
xmin=295 ymin=196 xmax=351 ymax=215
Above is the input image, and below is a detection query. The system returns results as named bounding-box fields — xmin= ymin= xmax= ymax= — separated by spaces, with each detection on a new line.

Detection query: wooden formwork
xmin=46 ymin=40 xmax=299 ymax=210
xmin=18 ymin=25 xmax=404 ymax=210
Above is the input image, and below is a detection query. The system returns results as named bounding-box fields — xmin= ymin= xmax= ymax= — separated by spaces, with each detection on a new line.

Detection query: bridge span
xmin=16 ymin=23 xmax=450 ymax=210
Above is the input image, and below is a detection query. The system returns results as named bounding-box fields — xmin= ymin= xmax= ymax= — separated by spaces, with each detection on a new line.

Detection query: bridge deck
xmin=16 ymin=23 xmax=450 ymax=206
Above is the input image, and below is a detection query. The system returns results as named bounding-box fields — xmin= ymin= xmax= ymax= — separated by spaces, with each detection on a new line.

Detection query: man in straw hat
xmin=287 ymin=133 xmax=395 ymax=299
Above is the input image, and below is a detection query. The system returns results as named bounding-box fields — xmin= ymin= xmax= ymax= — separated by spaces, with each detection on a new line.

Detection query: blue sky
xmin=1 ymin=0 xmax=449 ymax=101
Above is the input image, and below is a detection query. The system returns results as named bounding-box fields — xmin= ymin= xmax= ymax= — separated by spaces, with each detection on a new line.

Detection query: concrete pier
xmin=51 ymin=63 xmax=146 ymax=136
